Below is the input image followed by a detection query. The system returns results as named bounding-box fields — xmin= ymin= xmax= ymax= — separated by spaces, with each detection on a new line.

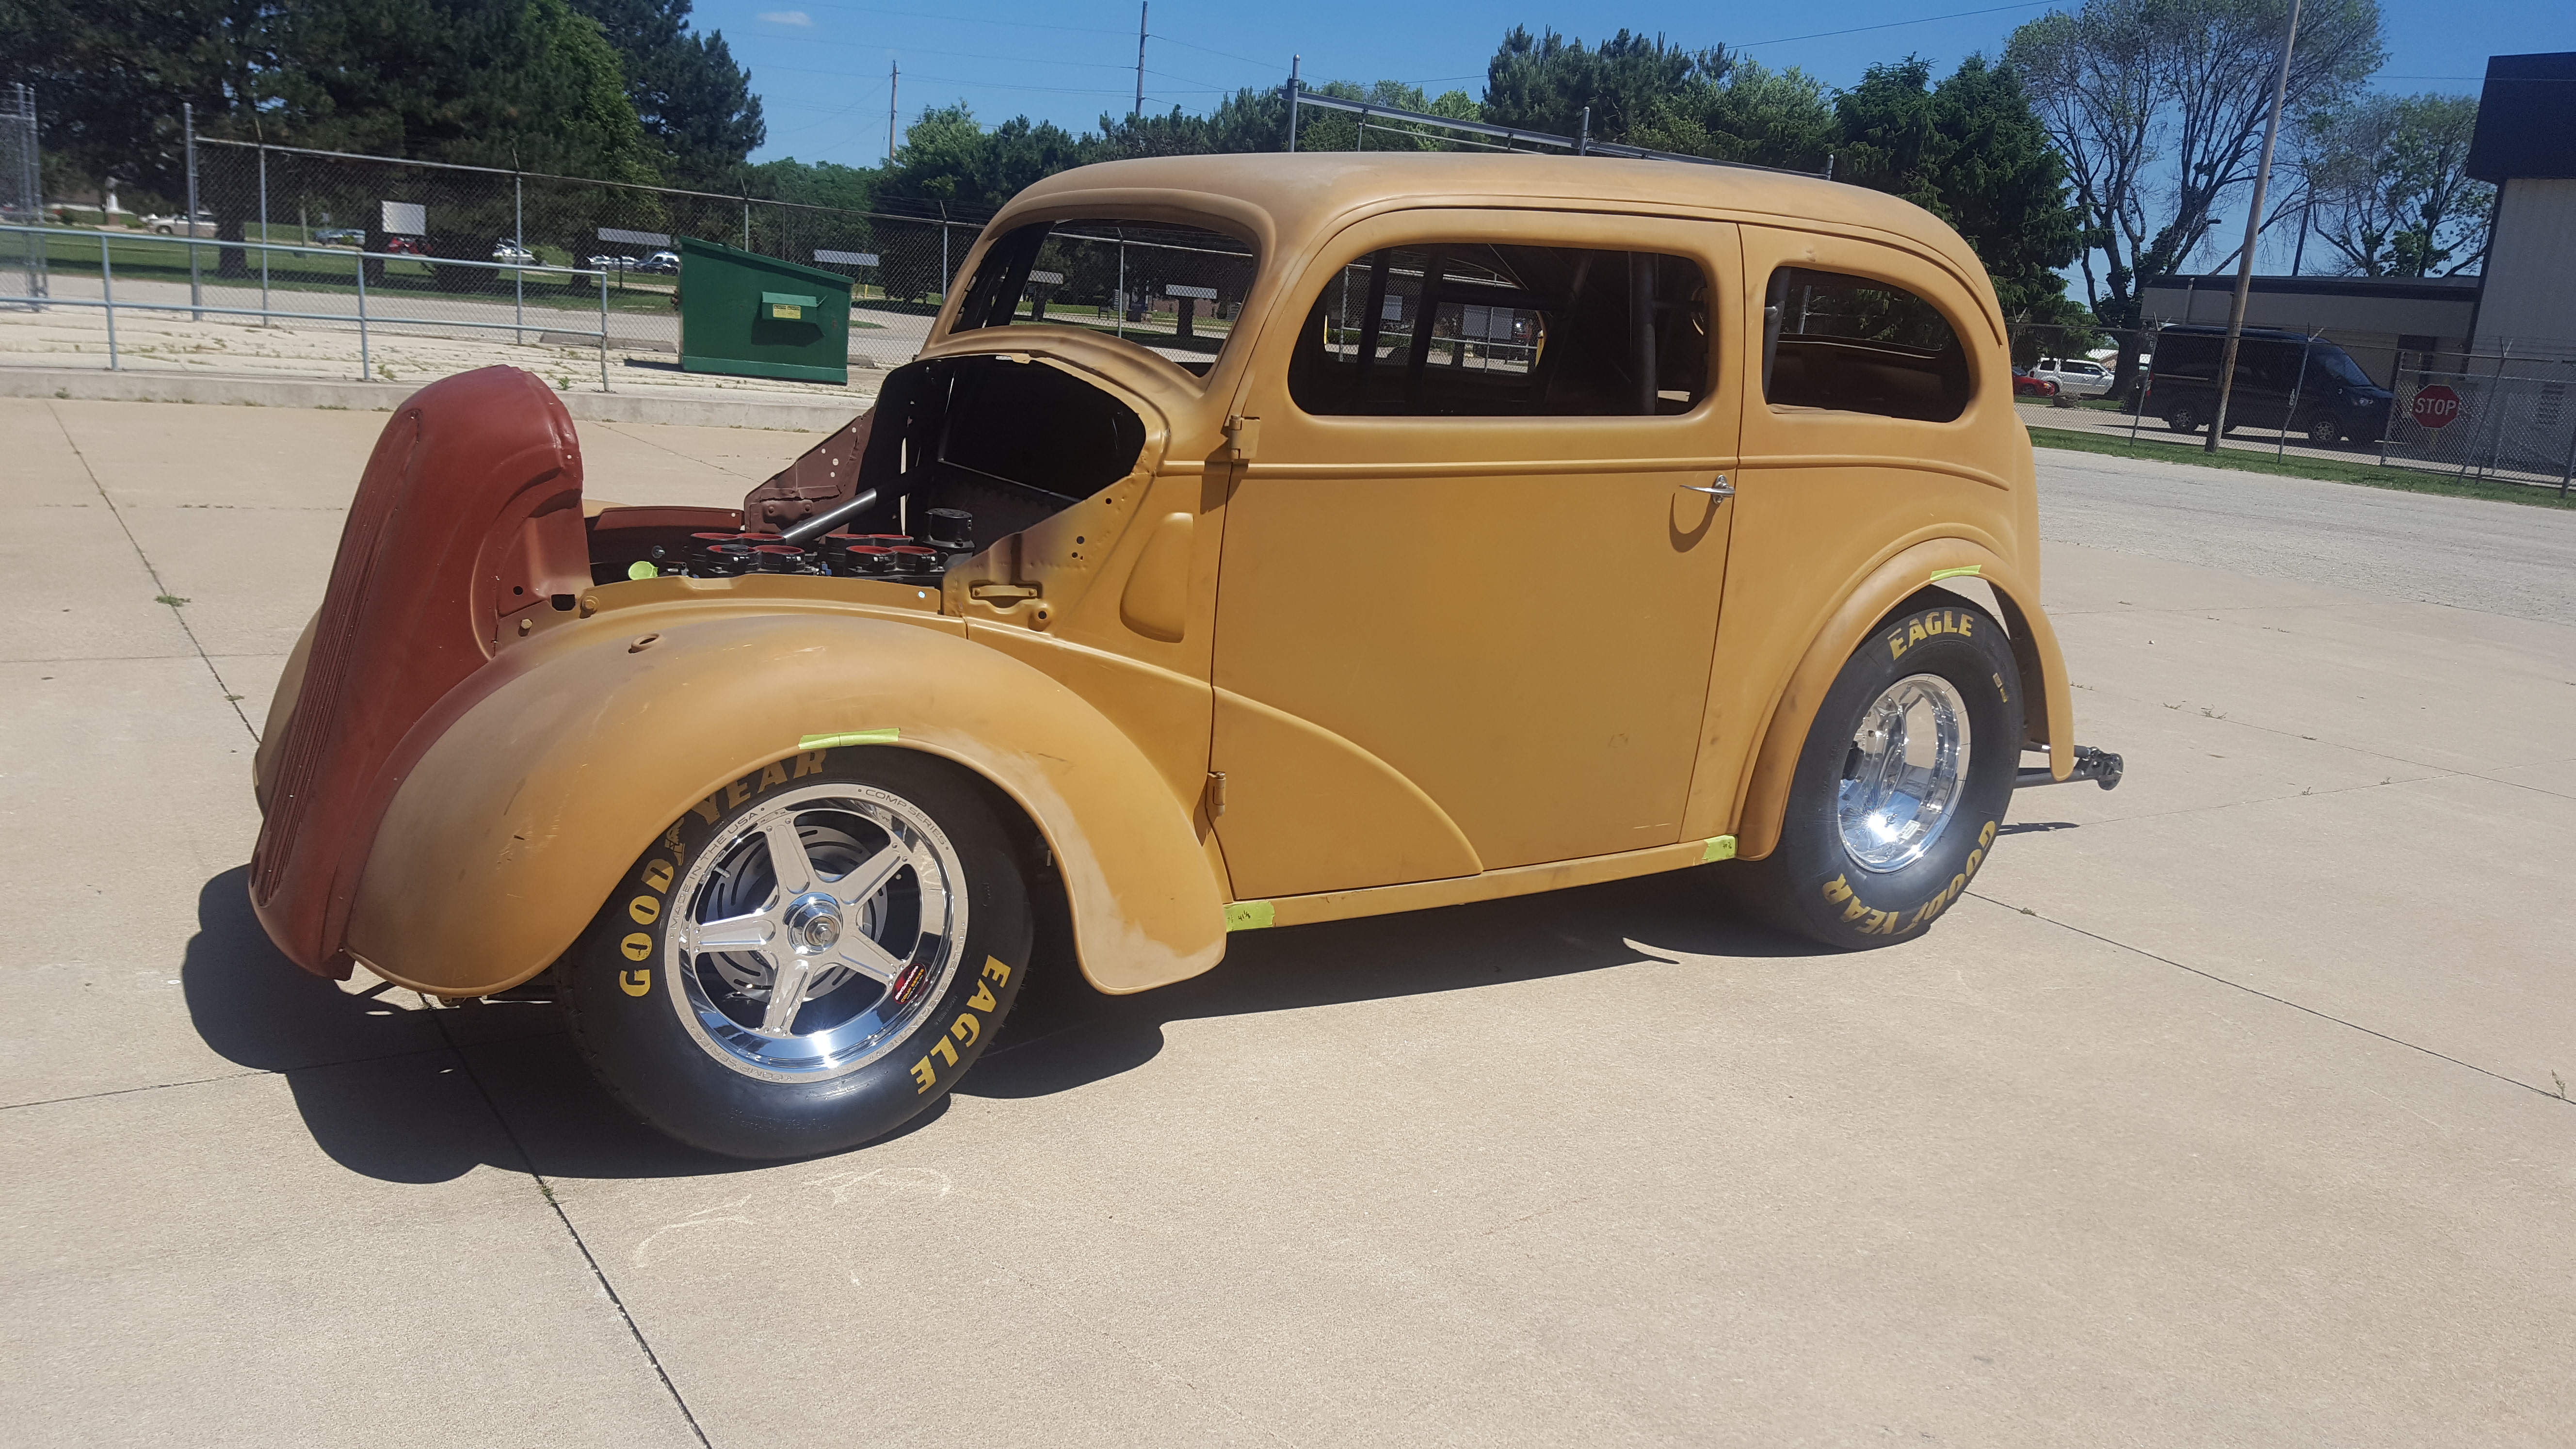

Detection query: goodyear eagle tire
xmin=1732 ymin=594 xmax=2023 ymax=950
xmin=561 ymin=746 xmax=1033 ymax=1159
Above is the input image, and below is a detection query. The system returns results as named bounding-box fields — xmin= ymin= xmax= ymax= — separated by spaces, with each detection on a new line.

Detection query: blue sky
xmin=695 ymin=0 xmax=2560 ymax=171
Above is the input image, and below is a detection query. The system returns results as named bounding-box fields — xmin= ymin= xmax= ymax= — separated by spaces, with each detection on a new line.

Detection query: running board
xmin=2018 ymin=744 xmax=2124 ymax=790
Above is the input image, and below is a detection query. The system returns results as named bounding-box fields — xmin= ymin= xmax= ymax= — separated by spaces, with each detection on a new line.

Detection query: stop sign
xmin=2410 ymin=384 xmax=2464 ymax=429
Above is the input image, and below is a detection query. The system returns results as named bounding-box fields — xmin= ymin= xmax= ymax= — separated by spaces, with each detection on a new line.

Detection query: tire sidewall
xmin=563 ymin=746 xmax=1032 ymax=1159
xmin=1770 ymin=598 xmax=2023 ymax=948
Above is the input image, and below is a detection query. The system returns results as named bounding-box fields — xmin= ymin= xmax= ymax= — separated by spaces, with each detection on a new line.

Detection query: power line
xmin=1735 ymin=2 xmax=2054 ymax=48
xmin=749 ymin=31 xmax=1147 ymax=73
xmin=746 ymin=0 xmax=1131 ymax=36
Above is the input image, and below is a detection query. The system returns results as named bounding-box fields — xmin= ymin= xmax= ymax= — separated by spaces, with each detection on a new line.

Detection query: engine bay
xmin=584 ymin=354 xmax=1148 ymax=589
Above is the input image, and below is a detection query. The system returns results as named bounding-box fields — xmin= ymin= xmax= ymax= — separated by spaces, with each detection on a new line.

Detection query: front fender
xmin=1735 ymin=539 xmax=2072 ymax=860
xmin=345 ymin=608 xmax=1226 ymax=997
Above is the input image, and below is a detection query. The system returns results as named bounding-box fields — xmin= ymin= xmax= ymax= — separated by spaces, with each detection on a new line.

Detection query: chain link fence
xmin=180 ymin=138 xmax=1004 ymax=363
xmin=2 ymin=83 xmax=43 ymax=306
xmin=2007 ymin=321 xmax=2576 ymax=496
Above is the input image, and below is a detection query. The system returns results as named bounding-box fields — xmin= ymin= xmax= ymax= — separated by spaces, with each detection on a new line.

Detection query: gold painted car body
xmin=259 ymin=152 xmax=2074 ymax=999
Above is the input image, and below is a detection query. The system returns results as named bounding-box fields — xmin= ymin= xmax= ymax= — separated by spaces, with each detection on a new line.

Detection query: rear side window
xmin=1763 ymin=267 xmax=1969 ymax=422
xmin=1288 ymin=243 xmax=1709 ymax=417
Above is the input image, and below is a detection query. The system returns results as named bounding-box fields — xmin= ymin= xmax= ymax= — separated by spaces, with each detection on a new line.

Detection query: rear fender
xmin=345 ymin=609 xmax=1226 ymax=998
xmin=1734 ymin=539 xmax=2072 ymax=860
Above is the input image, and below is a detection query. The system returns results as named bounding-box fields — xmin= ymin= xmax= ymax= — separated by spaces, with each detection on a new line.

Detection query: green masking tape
xmin=1224 ymin=900 xmax=1276 ymax=932
xmin=798 ymin=728 xmax=901 ymax=749
xmin=1701 ymin=835 xmax=1738 ymax=863
xmin=1928 ymin=565 xmax=1983 ymax=582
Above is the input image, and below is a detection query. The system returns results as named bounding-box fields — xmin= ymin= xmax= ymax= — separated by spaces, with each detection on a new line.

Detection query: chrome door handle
xmin=1684 ymin=474 xmax=1734 ymax=499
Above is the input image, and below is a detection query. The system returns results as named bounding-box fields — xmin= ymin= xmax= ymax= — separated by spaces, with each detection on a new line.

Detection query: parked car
xmin=249 ymin=154 xmax=2122 ymax=1159
xmin=143 ymin=211 xmax=216 ymax=238
xmin=588 ymin=253 xmax=642 ymax=272
xmin=2030 ymin=355 xmax=2113 ymax=398
xmin=492 ymin=239 xmax=538 ymax=264
xmin=2012 ymin=369 xmax=2060 ymax=399
xmin=382 ymin=235 xmax=425 ymax=256
xmin=2143 ymin=326 xmax=2394 ymax=444
xmin=640 ymin=250 xmax=681 ymax=274
xmin=312 ymin=227 xmax=364 ymax=246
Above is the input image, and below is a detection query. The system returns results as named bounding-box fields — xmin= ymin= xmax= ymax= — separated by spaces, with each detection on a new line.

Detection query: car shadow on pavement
xmin=963 ymin=864 xmax=1825 ymax=1102
xmin=184 ymin=866 xmax=765 ymax=1184
xmin=188 ymin=861 xmax=1815 ymax=1179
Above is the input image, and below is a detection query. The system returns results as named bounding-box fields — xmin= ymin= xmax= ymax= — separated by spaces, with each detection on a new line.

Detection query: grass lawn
xmin=2028 ymin=425 xmax=2576 ymax=511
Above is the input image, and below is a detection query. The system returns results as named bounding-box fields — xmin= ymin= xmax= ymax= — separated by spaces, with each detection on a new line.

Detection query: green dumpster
xmin=677 ymin=237 xmax=852 ymax=385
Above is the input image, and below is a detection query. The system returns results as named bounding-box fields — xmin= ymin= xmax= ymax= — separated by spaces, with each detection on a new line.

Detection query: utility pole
xmin=1133 ymin=2 xmax=1147 ymax=118
xmin=887 ymin=59 xmax=900 ymax=163
xmin=1286 ymin=56 xmax=1301 ymax=152
xmin=2208 ymin=0 xmax=2302 ymax=453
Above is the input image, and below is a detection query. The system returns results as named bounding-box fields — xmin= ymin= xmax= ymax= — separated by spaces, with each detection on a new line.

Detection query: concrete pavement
xmin=3 ymin=399 xmax=2570 ymax=1446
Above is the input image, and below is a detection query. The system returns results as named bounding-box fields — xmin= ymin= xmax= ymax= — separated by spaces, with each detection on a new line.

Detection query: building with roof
xmin=2463 ymin=51 xmax=2576 ymax=362
xmin=2138 ymin=52 xmax=2576 ymax=382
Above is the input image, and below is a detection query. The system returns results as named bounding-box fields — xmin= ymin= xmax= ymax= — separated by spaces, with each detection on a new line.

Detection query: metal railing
xmin=0 ymin=222 xmax=616 ymax=390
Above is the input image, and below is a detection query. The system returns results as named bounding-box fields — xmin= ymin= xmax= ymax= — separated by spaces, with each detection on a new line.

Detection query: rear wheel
xmin=562 ymin=748 xmax=1033 ymax=1159
xmin=1728 ymin=596 xmax=2023 ymax=949
xmin=2165 ymin=402 xmax=2202 ymax=434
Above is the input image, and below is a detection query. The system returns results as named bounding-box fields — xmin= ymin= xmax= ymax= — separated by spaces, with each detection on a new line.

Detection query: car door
xmin=1208 ymin=210 xmax=1744 ymax=900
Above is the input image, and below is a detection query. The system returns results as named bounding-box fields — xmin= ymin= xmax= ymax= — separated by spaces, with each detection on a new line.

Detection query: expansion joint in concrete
xmin=430 ymin=1013 xmax=716 ymax=1449
xmin=45 ymin=399 xmax=262 ymax=741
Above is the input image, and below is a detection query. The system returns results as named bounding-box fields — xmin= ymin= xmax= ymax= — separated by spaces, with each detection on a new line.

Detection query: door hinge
xmin=1205 ymin=770 xmax=1228 ymax=818
xmin=1222 ymin=415 xmax=1261 ymax=462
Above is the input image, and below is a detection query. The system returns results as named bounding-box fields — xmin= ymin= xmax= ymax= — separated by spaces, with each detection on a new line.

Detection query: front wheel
xmin=1727 ymin=596 xmax=2024 ymax=949
xmin=561 ymin=747 xmax=1034 ymax=1159
xmin=2165 ymin=402 xmax=2202 ymax=434
xmin=2305 ymin=413 xmax=2341 ymax=446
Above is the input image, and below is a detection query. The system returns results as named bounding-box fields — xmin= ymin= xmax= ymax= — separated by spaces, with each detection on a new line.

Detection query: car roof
xmin=999 ymin=152 xmax=1986 ymax=288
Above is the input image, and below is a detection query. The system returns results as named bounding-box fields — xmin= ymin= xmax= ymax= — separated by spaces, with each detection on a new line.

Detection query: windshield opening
xmin=950 ymin=218 xmax=1258 ymax=377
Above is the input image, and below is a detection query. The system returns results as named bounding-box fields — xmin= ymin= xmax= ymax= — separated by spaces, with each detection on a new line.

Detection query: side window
xmin=1762 ymin=267 xmax=1970 ymax=423
xmin=1288 ymin=243 xmax=1709 ymax=417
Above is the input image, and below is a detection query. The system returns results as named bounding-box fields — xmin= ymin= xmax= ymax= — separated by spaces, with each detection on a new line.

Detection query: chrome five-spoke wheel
xmin=667 ymin=782 xmax=969 ymax=1081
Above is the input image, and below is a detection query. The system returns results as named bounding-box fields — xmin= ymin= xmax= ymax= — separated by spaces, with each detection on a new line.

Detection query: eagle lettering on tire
xmin=1726 ymin=594 xmax=2023 ymax=949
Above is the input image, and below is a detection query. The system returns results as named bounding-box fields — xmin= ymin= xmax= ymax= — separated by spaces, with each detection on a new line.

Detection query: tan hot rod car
xmin=250 ymin=154 xmax=2120 ymax=1158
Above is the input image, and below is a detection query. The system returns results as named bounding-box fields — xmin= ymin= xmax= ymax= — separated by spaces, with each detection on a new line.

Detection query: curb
xmin=0 ymin=365 xmax=868 ymax=431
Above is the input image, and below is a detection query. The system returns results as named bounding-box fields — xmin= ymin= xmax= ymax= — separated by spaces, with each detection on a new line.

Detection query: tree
xmin=2296 ymin=92 xmax=2490 ymax=276
xmin=877 ymin=104 xmax=1087 ymax=209
xmin=1483 ymin=26 xmax=1719 ymax=141
xmin=1478 ymin=26 xmax=1833 ymax=170
xmin=265 ymin=0 xmax=661 ymax=182
xmin=2008 ymin=0 xmax=2384 ymax=385
xmin=3 ymin=0 xmax=668 ymax=195
xmin=1833 ymin=55 xmax=2092 ymax=350
xmin=0 ymin=0 xmax=273 ymax=205
xmin=566 ymin=0 xmax=762 ymax=186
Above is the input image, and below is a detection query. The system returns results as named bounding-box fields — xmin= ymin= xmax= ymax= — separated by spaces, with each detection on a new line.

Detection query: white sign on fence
xmin=1027 ymin=269 xmax=1065 ymax=285
xmin=815 ymin=249 xmax=880 ymax=267
xmin=1166 ymin=283 xmax=1217 ymax=301
xmin=380 ymin=200 xmax=426 ymax=236
xmin=599 ymin=226 xmax=672 ymax=247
